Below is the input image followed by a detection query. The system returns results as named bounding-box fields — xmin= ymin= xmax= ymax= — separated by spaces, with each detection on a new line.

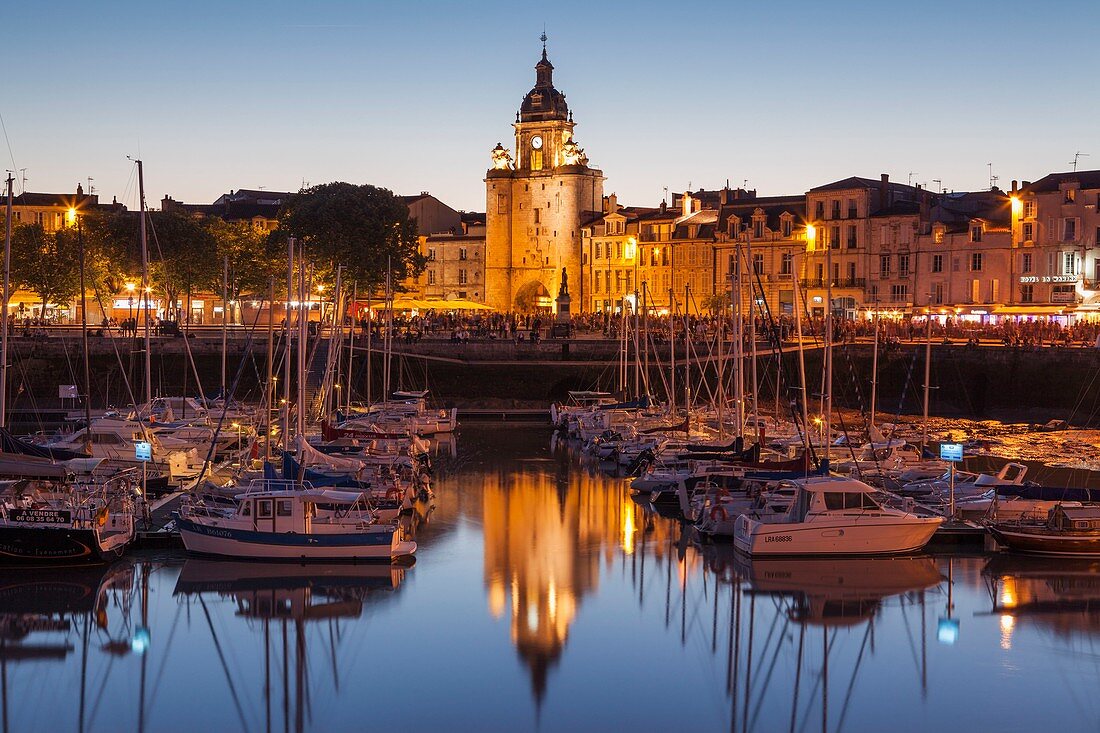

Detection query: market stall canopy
xmin=992 ymin=306 xmax=1069 ymax=316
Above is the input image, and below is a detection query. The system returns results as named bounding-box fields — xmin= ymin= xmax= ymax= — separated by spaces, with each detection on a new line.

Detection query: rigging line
xmin=0 ymin=110 xmax=17 ymax=179
xmin=795 ymin=631 xmax=838 ymax=733
xmin=748 ymin=615 xmax=794 ymax=732
xmin=834 ymin=617 xmax=874 ymax=733
xmin=199 ymin=595 xmax=253 ymax=733
xmin=147 ymin=601 xmax=186 ymax=707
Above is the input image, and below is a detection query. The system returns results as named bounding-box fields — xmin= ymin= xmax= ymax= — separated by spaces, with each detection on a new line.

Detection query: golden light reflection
xmin=481 ymin=465 xmax=673 ymax=702
xmin=1000 ymin=613 xmax=1015 ymax=650
xmin=999 ymin=578 xmax=1017 ymax=609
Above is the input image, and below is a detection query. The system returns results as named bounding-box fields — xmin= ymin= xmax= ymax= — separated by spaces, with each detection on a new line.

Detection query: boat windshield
xmin=823 ymin=491 xmax=881 ymax=511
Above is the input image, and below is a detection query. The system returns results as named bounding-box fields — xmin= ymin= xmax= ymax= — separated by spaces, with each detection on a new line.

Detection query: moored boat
xmin=988 ymin=504 xmax=1100 ymax=557
xmin=176 ymin=479 xmax=416 ymax=561
xmin=733 ymin=475 xmax=943 ymax=556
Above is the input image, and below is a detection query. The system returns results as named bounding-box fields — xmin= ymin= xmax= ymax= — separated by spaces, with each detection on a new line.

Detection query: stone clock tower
xmin=485 ymin=37 xmax=604 ymax=312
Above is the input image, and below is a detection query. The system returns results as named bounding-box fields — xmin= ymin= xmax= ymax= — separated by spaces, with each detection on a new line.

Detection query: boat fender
xmin=710 ymin=505 xmax=729 ymax=523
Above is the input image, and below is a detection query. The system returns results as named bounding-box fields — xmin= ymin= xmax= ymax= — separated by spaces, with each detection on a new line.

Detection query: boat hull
xmin=733 ymin=515 xmax=942 ymax=556
xmin=987 ymin=525 xmax=1100 ymax=557
xmin=176 ymin=516 xmax=416 ymax=561
xmin=0 ymin=525 xmax=131 ymax=563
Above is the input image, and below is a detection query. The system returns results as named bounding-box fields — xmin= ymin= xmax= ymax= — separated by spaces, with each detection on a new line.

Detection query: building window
xmin=780 ymin=252 xmax=793 ymax=275
xmin=830 ymin=226 xmax=840 ymax=249
xmin=459 ymin=247 xmax=468 ymax=261
xmin=753 ymin=220 xmax=764 ymax=239
xmin=933 ymin=228 xmax=944 ymax=244
xmin=847 ymin=199 xmax=858 ymax=218
xmin=34 ymin=212 xmax=43 ymax=225
xmin=1064 ymin=218 xmax=1077 ymax=241
xmin=458 ymin=269 xmax=468 ymax=285
xmin=533 ymin=208 xmax=540 ymax=224
xmin=970 ymin=253 xmax=983 ymax=272
xmin=1064 ymin=251 xmax=1077 ymax=275
xmin=933 ymin=283 xmax=944 ymax=304
xmin=846 ymin=225 xmax=857 ymax=249
xmin=815 ymin=201 xmax=824 ymax=219
xmin=1023 ymin=200 xmax=1035 ymax=218
xmin=496 ymin=194 xmax=506 ymax=214
xmin=427 ymin=270 xmax=436 ymax=285
xmin=1022 ymin=222 xmax=1034 ymax=241
xmin=1020 ymin=284 xmax=1034 ymax=303
xmin=595 ymin=242 xmax=603 ymax=259
xmin=847 ymin=262 xmax=856 ymax=282
xmin=1022 ymin=252 xmax=1032 ymax=273
xmin=831 ymin=200 xmax=840 ymax=219
xmin=532 ymin=150 xmax=543 ymax=170
xmin=1052 ymin=284 xmax=1075 ymax=303
xmin=890 ymin=284 xmax=909 ymax=302
xmin=931 ymin=254 xmax=943 ymax=273
xmin=898 ymin=253 xmax=910 ymax=277
xmin=879 ymin=254 xmax=891 ymax=277
xmin=616 ymin=241 xmax=622 ymax=258
xmin=781 ymin=219 xmax=792 ymax=237
xmin=971 ymin=224 xmax=983 ymax=242
xmin=1065 ymin=188 xmax=1077 ymax=204
xmin=752 ymin=253 xmax=764 ymax=274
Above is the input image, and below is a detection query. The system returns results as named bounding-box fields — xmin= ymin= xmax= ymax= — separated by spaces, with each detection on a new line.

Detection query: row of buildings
xmin=5 ymin=43 xmax=1100 ymax=325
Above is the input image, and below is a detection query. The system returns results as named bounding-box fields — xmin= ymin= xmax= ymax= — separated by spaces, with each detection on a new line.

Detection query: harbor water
xmin=1 ymin=425 xmax=1098 ymax=732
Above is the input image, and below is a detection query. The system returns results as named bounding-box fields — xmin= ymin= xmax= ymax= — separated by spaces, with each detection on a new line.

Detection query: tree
xmin=207 ymin=218 xmax=284 ymax=314
xmin=276 ymin=182 xmax=425 ymax=292
xmin=703 ymin=293 xmax=732 ymax=314
xmin=146 ymin=212 xmax=220 ymax=321
xmin=10 ymin=224 xmax=82 ymax=319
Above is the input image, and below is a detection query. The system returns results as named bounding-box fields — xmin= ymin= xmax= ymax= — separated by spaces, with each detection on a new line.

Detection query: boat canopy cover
xmin=0 ymin=428 xmax=89 ymax=461
xmin=998 ymin=485 xmax=1100 ymax=503
xmin=278 ymin=454 xmax=365 ymax=489
xmin=0 ymin=452 xmax=71 ymax=479
xmin=597 ymin=396 xmax=651 ymax=411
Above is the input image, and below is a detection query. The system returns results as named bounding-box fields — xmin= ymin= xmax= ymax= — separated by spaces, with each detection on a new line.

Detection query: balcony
xmin=799 ymin=278 xmax=866 ymax=289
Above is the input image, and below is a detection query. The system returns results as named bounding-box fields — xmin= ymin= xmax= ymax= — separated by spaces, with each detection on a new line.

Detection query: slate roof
xmin=1023 ymin=170 xmax=1100 ymax=193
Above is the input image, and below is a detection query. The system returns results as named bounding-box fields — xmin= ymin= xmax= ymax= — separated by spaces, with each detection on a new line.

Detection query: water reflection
xmin=480 ymin=462 xmax=677 ymax=703
xmin=4 ymin=428 xmax=1100 ymax=730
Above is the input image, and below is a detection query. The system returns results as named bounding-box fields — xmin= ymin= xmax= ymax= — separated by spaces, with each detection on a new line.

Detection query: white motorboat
xmin=176 ymin=480 xmax=416 ymax=561
xmin=733 ymin=475 xmax=943 ymax=556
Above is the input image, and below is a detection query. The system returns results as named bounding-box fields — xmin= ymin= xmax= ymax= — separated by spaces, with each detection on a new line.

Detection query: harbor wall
xmin=8 ymin=337 xmax=1100 ymax=425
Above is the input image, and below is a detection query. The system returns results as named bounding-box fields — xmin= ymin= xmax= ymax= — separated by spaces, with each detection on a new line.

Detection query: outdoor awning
xmin=992 ymin=305 xmax=1068 ymax=316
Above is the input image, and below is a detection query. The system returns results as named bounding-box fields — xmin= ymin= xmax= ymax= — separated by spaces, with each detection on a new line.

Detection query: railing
xmin=798 ymin=278 xmax=866 ymax=289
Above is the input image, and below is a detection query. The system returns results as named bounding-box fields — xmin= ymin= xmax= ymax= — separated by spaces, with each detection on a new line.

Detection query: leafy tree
xmin=207 ymin=218 xmax=284 ymax=312
xmin=703 ymin=293 xmax=732 ymax=314
xmin=10 ymin=224 xmax=82 ymax=318
xmin=276 ymin=182 xmax=425 ymax=292
xmin=146 ymin=212 xmax=220 ymax=321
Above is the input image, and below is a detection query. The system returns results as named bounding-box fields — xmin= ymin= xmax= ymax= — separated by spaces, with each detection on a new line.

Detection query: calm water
xmin=2 ymin=426 xmax=1099 ymax=733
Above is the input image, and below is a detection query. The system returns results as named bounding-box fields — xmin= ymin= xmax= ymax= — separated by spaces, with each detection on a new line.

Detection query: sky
xmin=3 ymin=0 xmax=1099 ymax=213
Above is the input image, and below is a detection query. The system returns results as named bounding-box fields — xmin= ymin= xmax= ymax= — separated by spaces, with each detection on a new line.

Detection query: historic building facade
xmin=484 ymin=43 xmax=604 ymax=312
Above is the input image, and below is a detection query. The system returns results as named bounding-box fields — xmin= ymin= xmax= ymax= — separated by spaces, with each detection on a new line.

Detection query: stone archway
xmin=514 ymin=280 xmax=552 ymax=313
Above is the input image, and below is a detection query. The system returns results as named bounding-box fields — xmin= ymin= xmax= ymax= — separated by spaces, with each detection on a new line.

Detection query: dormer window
xmin=1065 ymin=187 xmax=1077 ymax=204
xmin=781 ymin=217 xmax=792 ymax=237
xmin=970 ymin=223 xmax=983 ymax=242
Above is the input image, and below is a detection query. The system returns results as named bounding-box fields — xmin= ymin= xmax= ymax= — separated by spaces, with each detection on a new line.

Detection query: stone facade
xmin=484 ymin=45 xmax=604 ymax=312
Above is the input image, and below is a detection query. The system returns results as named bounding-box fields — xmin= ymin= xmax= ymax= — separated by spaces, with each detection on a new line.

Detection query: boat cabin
xmin=233 ymin=484 xmax=373 ymax=534
xmin=783 ymin=477 xmax=884 ymax=523
xmin=1049 ymin=505 xmax=1100 ymax=531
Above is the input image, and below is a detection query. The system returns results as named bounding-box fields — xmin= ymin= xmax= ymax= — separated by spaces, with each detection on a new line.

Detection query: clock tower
xmin=485 ymin=37 xmax=604 ymax=312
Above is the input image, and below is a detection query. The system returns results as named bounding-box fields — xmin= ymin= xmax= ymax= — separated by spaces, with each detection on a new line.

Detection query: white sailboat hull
xmin=733 ymin=514 xmax=942 ymax=556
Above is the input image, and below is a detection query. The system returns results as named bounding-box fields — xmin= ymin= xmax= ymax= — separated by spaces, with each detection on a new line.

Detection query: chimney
xmin=720 ymin=187 xmax=731 ymax=206
xmin=76 ymin=183 xmax=83 ymax=197
xmin=879 ymin=173 xmax=889 ymax=210
xmin=682 ymin=192 xmax=693 ymax=218
xmin=1011 ymin=180 xmax=1018 ymax=195
xmin=608 ymin=193 xmax=619 ymax=214
xmin=919 ymin=190 xmax=931 ymax=231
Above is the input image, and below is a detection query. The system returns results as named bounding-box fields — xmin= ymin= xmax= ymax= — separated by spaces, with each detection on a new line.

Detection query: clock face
xmin=531 ymin=135 xmax=543 ymax=150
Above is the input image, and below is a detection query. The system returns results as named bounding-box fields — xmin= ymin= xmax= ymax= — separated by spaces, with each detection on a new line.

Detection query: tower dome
xmin=519 ymin=43 xmax=569 ymax=123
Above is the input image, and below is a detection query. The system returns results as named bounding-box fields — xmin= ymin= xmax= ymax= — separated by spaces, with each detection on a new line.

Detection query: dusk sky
xmin=4 ymin=0 xmax=1099 ymax=212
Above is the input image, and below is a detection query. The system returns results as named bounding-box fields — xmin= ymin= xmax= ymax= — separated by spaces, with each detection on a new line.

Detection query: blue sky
xmin=3 ymin=0 xmax=1098 ymax=212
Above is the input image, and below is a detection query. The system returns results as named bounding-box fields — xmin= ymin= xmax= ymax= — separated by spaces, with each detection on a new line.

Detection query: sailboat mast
xmin=265 ymin=276 xmax=274 ymax=461
xmin=746 ymin=236 xmax=759 ymax=429
xmin=383 ymin=258 xmax=392 ymax=401
xmin=732 ymin=246 xmax=744 ymax=438
xmin=683 ymin=284 xmax=690 ymax=417
xmin=0 ymin=174 xmax=11 ymax=428
xmin=296 ymin=250 xmax=307 ymax=436
xmin=346 ymin=281 xmax=356 ymax=415
xmin=283 ymin=236 xmax=294 ymax=450
xmin=669 ymin=284 xmax=675 ymax=416
xmin=137 ymin=160 xmax=152 ymax=404
xmin=77 ymin=216 xmax=92 ymax=454
xmin=922 ymin=296 xmax=932 ymax=451
xmin=716 ymin=291 xmax=725 ymax=441
xmin=824 ymin=239 xmax=834 ymax=470
xmin=870 ymin=300 xmax=880 ymax=428
xmin=793 ymin=273 xmax=811 ymax=454
xmin=220 ymin=255 xmax=228 ymax=399
xmin=642 ymin=282 xmax=649 ymax=397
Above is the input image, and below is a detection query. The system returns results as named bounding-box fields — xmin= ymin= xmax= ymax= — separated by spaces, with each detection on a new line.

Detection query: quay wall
xmin=7 ymin=337 xmax=1100 ymax=425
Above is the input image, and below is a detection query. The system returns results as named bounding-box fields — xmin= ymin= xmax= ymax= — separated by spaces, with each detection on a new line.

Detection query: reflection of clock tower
xmin=485 ymin=36 xmax=604 ymax=312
